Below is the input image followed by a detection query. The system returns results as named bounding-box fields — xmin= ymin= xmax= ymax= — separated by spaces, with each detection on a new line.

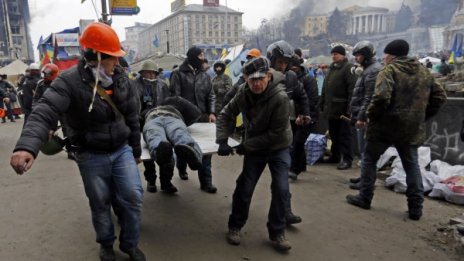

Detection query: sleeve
xmin=124 ymin=79 xmax=142 ymax=158
xmin=345 ymin=64 xmax=358 ymax=113
xmin=206 ymin=78 xmax=216 ymax=114
xmin=13 ymin=77 xmax=72 ymax=157
xmin=169 ymin=70 xmax=182 ymax=97
xmin=357 ymin=67 xmax=380 ymax=121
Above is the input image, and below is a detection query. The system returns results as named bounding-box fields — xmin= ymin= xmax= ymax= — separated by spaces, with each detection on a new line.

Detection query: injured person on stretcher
xmin=142 ymin=96 xmax=203 ymax=193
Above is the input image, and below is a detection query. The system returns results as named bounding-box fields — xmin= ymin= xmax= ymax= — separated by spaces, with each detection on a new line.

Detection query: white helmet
xmin=29 ymin=63 xmax=40 ymax=70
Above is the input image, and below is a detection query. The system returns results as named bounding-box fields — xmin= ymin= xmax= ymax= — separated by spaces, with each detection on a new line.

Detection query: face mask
xmin=91 ymin=66 xmax=113 ymax=87
xmin=143 ymin=77 xmax=156 ymax=83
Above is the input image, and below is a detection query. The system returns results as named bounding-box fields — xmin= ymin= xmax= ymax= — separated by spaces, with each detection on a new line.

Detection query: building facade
xmin=303 ymin=15 xmax=328 ymax=37
xmin=137 ymin=3 xmax=243 ymax=60
xmin=343 ymin=5 xmax=395 ymax=35
xmin=443 ymin=0 xmax=464 ymax=49
xmin=0 ymin=0 xmax=33 ymax=65
xmin=121 ymin=22 xmax=151 ymax=63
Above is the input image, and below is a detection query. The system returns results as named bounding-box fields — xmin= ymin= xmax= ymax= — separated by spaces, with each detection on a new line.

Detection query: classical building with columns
xmin=343 ymin=5 xmax=395 ymax=35
xmin=443 ymin=0 xmax=464 ymax=49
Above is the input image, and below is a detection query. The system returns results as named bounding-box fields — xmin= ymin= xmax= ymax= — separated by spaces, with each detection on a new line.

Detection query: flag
xmin=152 ymin=34 xmax=160 ymax=48
xmin=449 ymin=34 xmax=458 ymax=64
xmin=456 ymin=34 xmax=463 ymax=58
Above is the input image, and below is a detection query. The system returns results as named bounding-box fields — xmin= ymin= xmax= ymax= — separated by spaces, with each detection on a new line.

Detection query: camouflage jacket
xmin=211 ymin=73 xmax=232 ymax=113
xmin=366 ymin=57 xmax=447 ymax=145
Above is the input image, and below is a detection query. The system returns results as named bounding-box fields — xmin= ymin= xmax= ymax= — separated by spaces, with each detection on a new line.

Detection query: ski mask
xmin=187 ymin=46 xmax=204 ymax=71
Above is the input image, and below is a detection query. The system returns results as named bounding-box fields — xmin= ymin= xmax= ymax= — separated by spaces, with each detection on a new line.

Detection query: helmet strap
xmin=88 ymin=52 xmax=101 ymax=112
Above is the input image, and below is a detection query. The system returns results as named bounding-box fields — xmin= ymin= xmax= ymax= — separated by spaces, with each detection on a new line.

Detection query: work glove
xmin=218 ymin=143 xmax=234 ymax=156
xmin=235 ymin=144 xmax=246 ymax=155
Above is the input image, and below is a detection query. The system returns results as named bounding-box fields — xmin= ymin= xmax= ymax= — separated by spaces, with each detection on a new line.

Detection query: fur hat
xmin=384 ymin=39 xmax=409 ymax=57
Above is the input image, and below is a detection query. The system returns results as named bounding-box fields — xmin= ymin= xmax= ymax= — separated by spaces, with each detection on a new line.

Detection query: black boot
xmin=346 ymin=194 xmax=371 ymax=209
xmin=1 ymin=117 xmax=6 ymax=123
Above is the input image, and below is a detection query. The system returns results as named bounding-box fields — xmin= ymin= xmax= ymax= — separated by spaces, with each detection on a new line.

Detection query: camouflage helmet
xmin=40 ymin=135 xmax=66 ymax=155
xmin=139 ymin=60 xmax=158 ymax=73
xmin=352 ymin=40 xmax=376 ymax=59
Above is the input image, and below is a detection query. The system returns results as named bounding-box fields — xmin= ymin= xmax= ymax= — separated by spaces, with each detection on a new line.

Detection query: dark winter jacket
xmin=13 ymin=59 xmax=141 ymax=158
xmin=285 ymin=70 xmax=310 ymax=117
xmin=366 ymin=57 xmax=447 ymax=145
xmin=320 ymin=58 xmax=357 ymax=120
xmin=170 ymin=60 xmax=216 ymax=118
xmin=295 ymin=65 xmax=319 ymax=121
xmin=18 ymin=74 xmax=41 ymax=113
xmin=216 ymin=70 xmax=292 ymax=154
xmin=350 ymin=59 xmax=382 ymax=122
xmin=33 ymin=79 xmax=50 ymax=107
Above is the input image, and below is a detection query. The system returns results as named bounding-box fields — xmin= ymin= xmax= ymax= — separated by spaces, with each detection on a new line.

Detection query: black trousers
xmin=328 ymin=119 xmax=353 ymax=163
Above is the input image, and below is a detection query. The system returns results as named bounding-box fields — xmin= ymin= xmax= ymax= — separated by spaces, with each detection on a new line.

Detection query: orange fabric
xmin=0 ymin=108 xmax=5 ymax=118
xmin=105 ymin=90 xmax=113 ymax=95
xmin=247 ymin=48 xmax=261 ymax=58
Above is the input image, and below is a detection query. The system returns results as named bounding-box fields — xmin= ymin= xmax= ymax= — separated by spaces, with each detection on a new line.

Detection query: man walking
xmin=346 ymin=39 xmax=447 ymax=220
xmin=10 ymin=22 xmax=146 ymax=260
xmin=216 ymin=56 xmax=293 ymax=251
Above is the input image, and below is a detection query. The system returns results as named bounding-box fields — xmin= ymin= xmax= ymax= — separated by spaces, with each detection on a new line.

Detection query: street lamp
xmin=165 ymin=29 xmax=170 ymax=54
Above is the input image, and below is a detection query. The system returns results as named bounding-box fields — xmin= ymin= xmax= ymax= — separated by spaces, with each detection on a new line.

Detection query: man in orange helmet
xmin=10 ymin=22 xmax=145 ymax=261
xmin=32 ymin=63 xmax=59 ymax=105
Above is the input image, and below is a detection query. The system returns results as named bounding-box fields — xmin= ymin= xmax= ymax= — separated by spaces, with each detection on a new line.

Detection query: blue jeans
xmin=228 ymin=148 xmax=290 ymax=238
xmin=75 ymin=144 xmax=144 ymax=251
xmin=359 ymin=141 xmax=424 ymax=209
xmin=143 ymin=116 xmax=201 ymax=160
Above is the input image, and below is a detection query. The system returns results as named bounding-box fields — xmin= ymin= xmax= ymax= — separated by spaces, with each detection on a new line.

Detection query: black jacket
xmin=295 ymin=65 xmax=319 ymax=120
xmin=14 ymin=59 xmax=141 ymax=158
xmin=170 ymin=60 xmax=216 ymax=117
xmin=285 ymin=70 xmax=310 ymax=117
xmin=18 ymin=74 xmax=41 ymax=113
xmin=350 ymin=59 xmax=382 ymax=122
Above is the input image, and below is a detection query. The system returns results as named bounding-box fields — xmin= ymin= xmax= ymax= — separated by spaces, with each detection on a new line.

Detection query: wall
xmin=424 ymin=97 xmax=464 ymax=165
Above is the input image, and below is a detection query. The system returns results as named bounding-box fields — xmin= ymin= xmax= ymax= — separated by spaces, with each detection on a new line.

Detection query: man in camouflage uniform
xmin=211 ymin=60 xmax=232 ymax=113
xmin=346 ymin=39 xmax=447 ymax=220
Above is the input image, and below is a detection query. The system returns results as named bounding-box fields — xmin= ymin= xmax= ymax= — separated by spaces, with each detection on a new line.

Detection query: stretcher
xmin=141 ymin=122 xmax=240 ymax=160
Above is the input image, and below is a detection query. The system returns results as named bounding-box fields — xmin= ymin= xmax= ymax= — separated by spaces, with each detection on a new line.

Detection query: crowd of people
xmin=7 ymin=22 xmax=448 ymax=261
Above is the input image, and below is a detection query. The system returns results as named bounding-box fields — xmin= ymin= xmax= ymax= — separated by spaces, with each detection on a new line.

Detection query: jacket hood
xmin=389 ymin=57 xmax=420 ymax=75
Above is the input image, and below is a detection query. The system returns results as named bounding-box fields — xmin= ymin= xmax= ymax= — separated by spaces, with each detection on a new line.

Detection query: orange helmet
xmin=246 ymin=48 xmax=261 ymax=59
xmin=41 ymin=63 xmax=60 ymax=81
xmin=79 ymin=22 xmax=125 ymax=57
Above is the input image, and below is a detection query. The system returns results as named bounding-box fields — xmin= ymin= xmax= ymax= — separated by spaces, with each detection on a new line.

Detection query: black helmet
xmin=266 ymin=40 xmax=295 ymax=61
xmin=352 ymin=40 xmax=376 ymax=60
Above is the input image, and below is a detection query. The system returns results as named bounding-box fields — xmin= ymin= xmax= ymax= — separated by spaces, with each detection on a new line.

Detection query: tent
xmin=130 ymin=53 xmax=185 ymax=73
xmin=419 ymin=56 xmax=441 ymax=64
xmin=308 ymin=55 xmax=332 ymax=65
xmin=0 ymin=59 xmax=29 ymax=82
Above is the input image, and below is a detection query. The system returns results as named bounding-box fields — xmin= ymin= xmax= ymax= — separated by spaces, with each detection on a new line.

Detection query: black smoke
xmin=282 ymin=0 xmax=316 ymax=45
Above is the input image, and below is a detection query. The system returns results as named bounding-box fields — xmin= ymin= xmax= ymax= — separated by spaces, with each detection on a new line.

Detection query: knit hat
xmin=383 ymin=39 xmax=409 ymax=57
xmin=331 ymin=45 xmax=346 ymax=56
